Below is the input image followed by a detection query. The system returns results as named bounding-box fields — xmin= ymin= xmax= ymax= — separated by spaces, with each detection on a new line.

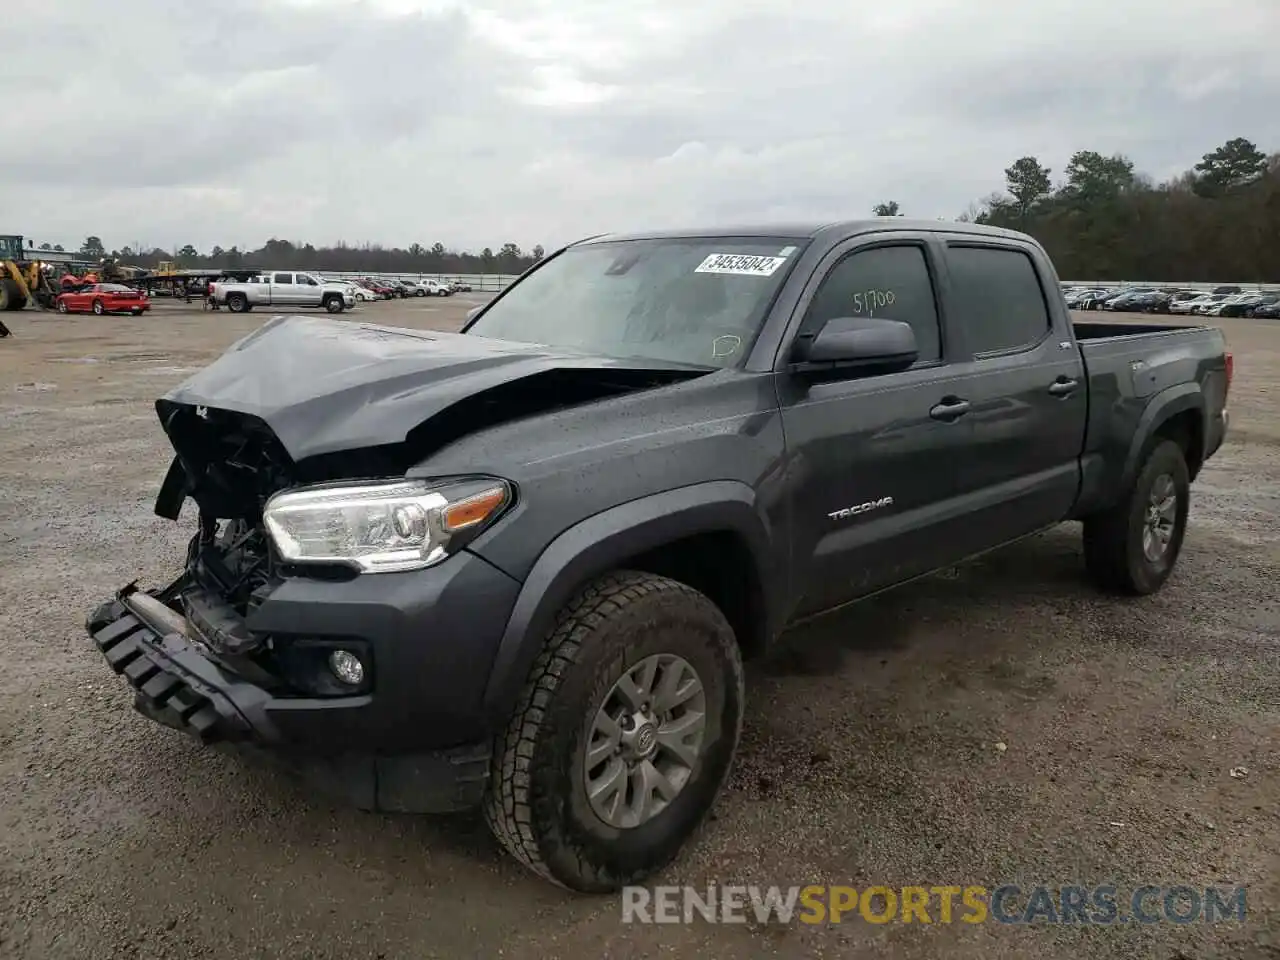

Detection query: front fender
xmin=1120 ymin=382 xmax=1205 ymax=490
xmin=480 ymin=481 xmax=780 ymax=722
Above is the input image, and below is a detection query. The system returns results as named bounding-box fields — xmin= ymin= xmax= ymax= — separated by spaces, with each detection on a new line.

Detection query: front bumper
xmin=86 ymin=548 xmax=522 ymax=812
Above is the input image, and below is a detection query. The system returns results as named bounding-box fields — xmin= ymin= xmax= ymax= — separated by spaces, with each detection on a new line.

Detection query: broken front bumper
xmin=85 ymin=564 xmax=516 ymax=813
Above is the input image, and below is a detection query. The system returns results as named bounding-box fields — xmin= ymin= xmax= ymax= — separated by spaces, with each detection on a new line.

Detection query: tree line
xmin=871 ymin=137 xmax=1279 ymax=281
xmin=34 ymin=137 xmax=1277 ymax=281
xmin=34 ymin=237 xmax=547 ymax=277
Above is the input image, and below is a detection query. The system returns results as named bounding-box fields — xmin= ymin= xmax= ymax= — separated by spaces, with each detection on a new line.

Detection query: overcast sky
xmin=7 ymin=0 xmax=1278 ymax=254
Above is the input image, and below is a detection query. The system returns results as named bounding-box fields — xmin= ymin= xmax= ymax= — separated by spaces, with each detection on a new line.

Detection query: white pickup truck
xmin=211 ymin=272 xmax=356 ymax=314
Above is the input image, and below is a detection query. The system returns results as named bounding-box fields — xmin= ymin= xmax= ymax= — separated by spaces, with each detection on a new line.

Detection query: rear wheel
xmin=226 ymin=293 xmax=248 ymax=313
xmin=484 ymin=571 xmax=744 ymax=892
xmin=92 ymin=299 xmax=105 ymax=315
xmin=1083 ymin=439 xmax=1190 ymax=595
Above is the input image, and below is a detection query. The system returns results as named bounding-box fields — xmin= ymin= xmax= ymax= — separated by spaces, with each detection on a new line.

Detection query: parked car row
xmin=340 ymin=277 xmax=472 ymax=300
xmin=47 ymin=274 xmax=479 ymax=317
xmin=1061 ymin=284 xmax=1280 ymax=318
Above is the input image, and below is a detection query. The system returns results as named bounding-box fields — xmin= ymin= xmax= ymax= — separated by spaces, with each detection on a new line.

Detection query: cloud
xmin=3 ymin=0 xmax=1277 ymax=254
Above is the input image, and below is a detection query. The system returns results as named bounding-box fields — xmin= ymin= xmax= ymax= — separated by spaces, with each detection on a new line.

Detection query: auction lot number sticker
xmin=695 ymin=253 xmax=787 ymax=276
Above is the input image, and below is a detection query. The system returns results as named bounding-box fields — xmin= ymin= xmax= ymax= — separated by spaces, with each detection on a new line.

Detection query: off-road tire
xmin=484 ymin=571 xmax=744 ymax=893
xmin=1083 ymin=439 xmax=1190 ymax=595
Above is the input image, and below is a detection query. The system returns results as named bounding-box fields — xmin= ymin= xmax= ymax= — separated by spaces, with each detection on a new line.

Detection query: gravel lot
xmin=1 ymin=300 xmax=1276 ymax=959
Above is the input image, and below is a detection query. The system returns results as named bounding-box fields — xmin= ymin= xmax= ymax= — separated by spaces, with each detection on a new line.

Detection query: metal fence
xmin=315 ymin=271 xmax=518 ymax=293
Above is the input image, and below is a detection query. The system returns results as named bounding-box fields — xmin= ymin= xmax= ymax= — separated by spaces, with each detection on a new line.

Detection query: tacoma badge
xmin=827 ymin=496 xmax=894 ymax=521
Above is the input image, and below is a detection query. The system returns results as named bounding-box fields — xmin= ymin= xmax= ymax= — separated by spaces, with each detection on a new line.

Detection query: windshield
xmin=466 ymin=237 xmax=807 ymax=367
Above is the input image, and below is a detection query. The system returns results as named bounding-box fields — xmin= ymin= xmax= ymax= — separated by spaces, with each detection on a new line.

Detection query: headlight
xmin=263 ymin=478 xmax=511 ymax=573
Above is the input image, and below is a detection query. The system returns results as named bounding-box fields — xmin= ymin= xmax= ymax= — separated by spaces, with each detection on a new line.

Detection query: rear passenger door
xmin=777 ymin=234 xmax=978 ymax=615
xmin=272 ymin=272 xmax=297 ymax=304
xmin=937 ymin=240 xmax=1087 ymax=555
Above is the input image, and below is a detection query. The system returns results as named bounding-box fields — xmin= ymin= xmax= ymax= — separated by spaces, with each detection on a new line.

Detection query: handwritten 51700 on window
xmin=851 ymin=289 xmax=895 ymax=316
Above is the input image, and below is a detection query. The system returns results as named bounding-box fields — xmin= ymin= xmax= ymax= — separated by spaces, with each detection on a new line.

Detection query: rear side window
xmin=803 ymin=245 xmax=942 ymax=363
xmin=947 ymin=246 xmax=1051 ymax=355
xmin=274 ymin=272 xmax=292 ymax=284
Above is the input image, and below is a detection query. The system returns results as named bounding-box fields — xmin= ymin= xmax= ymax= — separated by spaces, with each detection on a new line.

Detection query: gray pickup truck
xmin=87 ymin=220 xmax=1230 ymax=892
xmin=212 ymin=271 xmax=355 ymax=314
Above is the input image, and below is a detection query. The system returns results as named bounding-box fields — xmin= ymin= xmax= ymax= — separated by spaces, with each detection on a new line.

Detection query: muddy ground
xmin=0 ymin=300 xmax=1276 ymax=959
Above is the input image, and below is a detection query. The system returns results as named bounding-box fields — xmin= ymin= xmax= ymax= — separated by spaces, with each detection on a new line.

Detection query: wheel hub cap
xmin=632 ymin=722 xmax=657 ymax=758
xmin=583 ymin=653 xmax=707 ymax=829
xmin=1142 ymin=473 xmax=1177 ymax=562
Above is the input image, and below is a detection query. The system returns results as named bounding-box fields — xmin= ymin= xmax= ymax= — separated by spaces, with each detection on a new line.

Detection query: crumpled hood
xmin=160 ymin=314 xmax=702 ymax=461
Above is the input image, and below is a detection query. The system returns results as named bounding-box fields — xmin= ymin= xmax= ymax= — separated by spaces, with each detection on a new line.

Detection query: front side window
xmin=801 ymin=245 xmax=942 ymax=363
xmin=466 ymin=237 xmax=807 ymax=367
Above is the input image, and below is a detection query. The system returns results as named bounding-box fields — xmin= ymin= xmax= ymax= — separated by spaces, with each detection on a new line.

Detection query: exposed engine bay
xmin=145 ymin=402 xmax=385 ymax=690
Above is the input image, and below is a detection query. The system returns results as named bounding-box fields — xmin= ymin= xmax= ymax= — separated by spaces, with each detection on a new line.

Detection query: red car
xmin=357 ymin=279 xmax=395 ymax=299
xmin=56 ymin=283 xmax=150 ymax=316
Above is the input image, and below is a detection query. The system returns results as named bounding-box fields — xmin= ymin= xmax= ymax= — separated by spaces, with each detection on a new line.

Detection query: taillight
xmin=1225 ymin=352 xmax=1234 ymax=398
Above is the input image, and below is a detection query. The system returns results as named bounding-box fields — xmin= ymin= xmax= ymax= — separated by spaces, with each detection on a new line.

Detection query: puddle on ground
xmin=136 ymin=366 xmax=200 ymax=376
xmin=108 ymin=353 xmax=173 ymax=363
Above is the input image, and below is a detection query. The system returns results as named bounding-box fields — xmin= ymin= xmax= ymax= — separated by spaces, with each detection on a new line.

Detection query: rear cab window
xmin=945 ymin=246 xmax=1052 ymax=355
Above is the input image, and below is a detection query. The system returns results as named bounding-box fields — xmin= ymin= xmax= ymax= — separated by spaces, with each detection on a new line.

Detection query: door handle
xmin=1048 ymin=377 xmax=1079 ymax=396
xmin=929 ymin=397 xmax=971 ymax=422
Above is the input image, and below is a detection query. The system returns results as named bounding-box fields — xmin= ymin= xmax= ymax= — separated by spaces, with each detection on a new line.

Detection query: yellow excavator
xmin=0 ymin=234 xmax=59 ymax=337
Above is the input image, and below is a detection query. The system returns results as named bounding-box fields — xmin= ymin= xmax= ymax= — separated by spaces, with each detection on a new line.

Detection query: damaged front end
xmin=87 ymin=402 xmax=401 ymax=741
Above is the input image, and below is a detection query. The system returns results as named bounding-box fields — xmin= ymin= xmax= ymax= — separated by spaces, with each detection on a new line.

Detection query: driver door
xmin=776 ymin=235 xmax=972 ymax=616
xmin=69 ymin=285 xmax=95 ymax=312
xmin=295 ymin=273 xmax=322 ymax=306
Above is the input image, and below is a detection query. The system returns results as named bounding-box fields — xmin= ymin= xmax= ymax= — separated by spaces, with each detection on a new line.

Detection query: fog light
xmin=328 ymin=649 xmax=365 ymax=686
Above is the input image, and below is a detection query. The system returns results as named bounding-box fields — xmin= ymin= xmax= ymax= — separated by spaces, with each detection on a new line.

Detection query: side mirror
xmin=791 ymin=317 xmax=918 ymax=377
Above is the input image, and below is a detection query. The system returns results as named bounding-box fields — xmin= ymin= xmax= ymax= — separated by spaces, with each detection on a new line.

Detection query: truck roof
xmin=578 ymin=219 xmax=1030 ymax=245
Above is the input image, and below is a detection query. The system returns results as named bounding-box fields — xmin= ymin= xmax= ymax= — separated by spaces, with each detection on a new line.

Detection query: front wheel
xmin=324 ymin=295 xmax=345 ymax=313
xmin=92 ymin=299 xmax=105 ymax=315
xmin=1083 ymin=439 xmax=1190 ymax=595
xmin=57 ymin=300 xmax=68 ymax=314
xmin=484 ymin=571 xmax=744 ymax=893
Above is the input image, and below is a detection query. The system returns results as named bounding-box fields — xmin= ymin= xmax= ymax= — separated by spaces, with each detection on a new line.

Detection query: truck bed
xmin=1070 ymin=319 xmax=1230 ymax=519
